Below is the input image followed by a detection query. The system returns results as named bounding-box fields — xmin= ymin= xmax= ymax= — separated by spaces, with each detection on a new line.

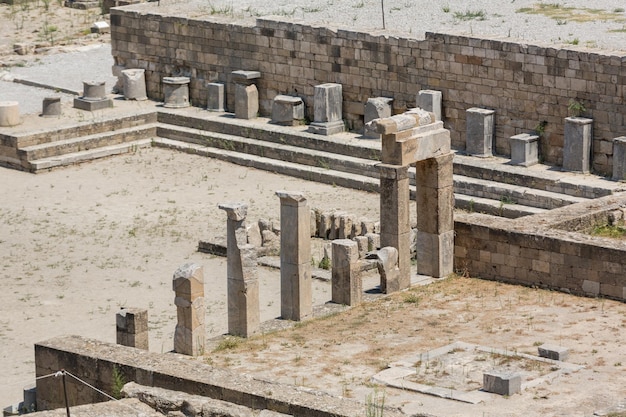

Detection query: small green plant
xmin=111 ymin=366 xmax=126 ymax=399
xmin=453 ymin=9 xmax=486 ymax=21
xmin=567 ymin=38 xmax=580 ymax=45
xmin=534 ymin=120 xmax=548 ymax=137
xmin=590 ymin=223 xmax=626 ymax=239
xmin=318 ymin=256 xmax=330 ymax=270
xmin=353 ymin=0 xmax=364 ymax=8
xmin=365 ymin=389 xmax=385 ymax=417
xmin=567 ymin=98 xmax=586 ymax=117
xmin=214 ymin=336 xmax=243 ymax=352
xmin=442 ymin=5 xmax=450 ymax=13
xmin=613 ymin=7 xmax=624 ymax=13
xmin=403 ymin=293 xmax=420 ymax=305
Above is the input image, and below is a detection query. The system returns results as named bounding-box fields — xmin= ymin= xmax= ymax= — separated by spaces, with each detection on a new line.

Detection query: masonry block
xmin=510 ymin=133 xmax=539 ymax=167
xmin=207 ymin=82 xmax=225 ymax=112
xmin=272 ymin=95 xmax=304 ymax=126
xmin=417 ymin=90 xmax=442 ymax=121
xmin=563 ymin=117 xmax=593 ymax=173
xmin=538 ymin=344 xmax=569 ymax=361
xmin=466 ymin=107 xmax=495 ymax=157
xmin=483 ymin=372 xmax=521 ymax=396
xmin=612 ymin=137 xmax=626 ymax=181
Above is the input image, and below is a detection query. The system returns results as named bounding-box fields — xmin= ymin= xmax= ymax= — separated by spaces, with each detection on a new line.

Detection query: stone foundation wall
xmin=454 ymin=194 xmax=626 ymax=301
xmin=111 ymin=5 xmax=626 ymax=175
xmin=35 ymin=335 xmax=400 ymax=417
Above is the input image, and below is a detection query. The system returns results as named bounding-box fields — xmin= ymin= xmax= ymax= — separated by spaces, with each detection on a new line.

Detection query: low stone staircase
xmin=4 ymin=107 xmax=622 ymax=218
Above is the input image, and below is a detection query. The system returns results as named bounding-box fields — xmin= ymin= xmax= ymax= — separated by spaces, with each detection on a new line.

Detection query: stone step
xmin=28 ymin=139 xmax=153 ymax=171
xmin=152 ymin=138 xmax=380 ymax=193
xmin=11 ymin=111 xmax=156 ymax=149
xmin=454 ymin=194 xmax=547 ymax=218
xmin=20 ymin=124 xmax=158 ymax=161
xmin=453 ymin=153 xmax=621 ymax=199
xmin=156 ymin=124 xmax=381 ymax=178
xmin=157 ymin=111 xmax=381 ymax=161
xmin=453 ymin=174 xmax=587 ymax=210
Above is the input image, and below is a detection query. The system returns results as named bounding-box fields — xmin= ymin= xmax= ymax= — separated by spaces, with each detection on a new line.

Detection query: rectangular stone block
xmin=563 ymin=117 xmax=592 ymax=173
xmin=415 ymin=185 xmax=454 ymax=234
xmin=466 ymin=107 xmax=495 ymax=157
xmin=612 ymin=136 xmax=626 ymax=180
xmin=280 ymin=262 xmax=312 ymax=321
xmin=416 ymin=230 xmax=454 ymax=278
xmin=417 ymin=89 xmax=442 ymax=121
xmin=538 ymin=344 xmax=569 ymax=361
xmin=228 ymin=276 xmax=260 ymax=337
xmin=207 ymin=82 xmax=225 ymax=111
xmin=510 ymin=133 xmax=539 ymax=166
xmin=483 ymin=372 xmax=521 ymax=396
xmin=364 ymin=97 xmax=393 ymax=138
xmin=331 ymin=239 xmax=362 ymax=306
xmin=308 ymin=83 xmax=344 ymax=135
xmin=271 ymin=95 xmax=304 ymax=126
xmin=116 ymin=308 xmax=149 ymax=350
xmin=235 ymin=84 xmax=258 ymax=119
xmin=381 ymin=122 xmax=450 ymax=165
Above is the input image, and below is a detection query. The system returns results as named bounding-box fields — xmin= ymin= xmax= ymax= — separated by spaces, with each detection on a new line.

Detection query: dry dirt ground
xmin=1 ymin=145 xmax=626 ymax=417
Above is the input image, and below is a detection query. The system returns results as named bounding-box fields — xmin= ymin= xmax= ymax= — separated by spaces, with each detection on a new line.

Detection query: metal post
xmin=62 ymin=370 xmax=70 ymax=417
xmin=381 ymin=0 xmax=385 ymax=29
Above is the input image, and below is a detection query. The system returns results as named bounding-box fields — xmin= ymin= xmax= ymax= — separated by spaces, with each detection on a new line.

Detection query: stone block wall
xmin=111 ymin=5 xmax=626 ymax=175
xmin=454 ymin=194 xmax=626 ymax=301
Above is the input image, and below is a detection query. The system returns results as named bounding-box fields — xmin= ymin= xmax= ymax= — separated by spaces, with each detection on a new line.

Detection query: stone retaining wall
xmin=110 ymin=5 xmax=626 ymax=174
xmin=35 ymin=335 xmax=402 ymax=417
xmin=454 ymin=194 xmax=626 ymax=300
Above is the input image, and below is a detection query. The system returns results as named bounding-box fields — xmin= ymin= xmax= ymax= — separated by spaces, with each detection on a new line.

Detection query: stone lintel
xmin=382 ymin=122 xmax=450 ymax=165
xmin=276 ymin=190 xmax=307 ymax=206
xmin=218 ymin=203 xmax=248 ymax=221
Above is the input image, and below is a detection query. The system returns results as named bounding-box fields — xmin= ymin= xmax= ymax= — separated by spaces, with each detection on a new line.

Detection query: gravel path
xmin=166 ymin=0 xmax=626 ymax=52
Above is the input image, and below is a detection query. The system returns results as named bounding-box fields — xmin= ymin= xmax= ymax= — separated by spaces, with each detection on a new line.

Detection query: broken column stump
xmin=74 ymin=81 xmax=113 ymax=111
xmin=122 ymin=69 xmax=147 ymax=101
xmin=232 ymin=70 xmax=261 ymax=119
xmin=41 ymin=97 xmax=62 ymax=117
xmin=331 ymin=239 xmax=362 ymax=306
xmin=172 ymin=263 xmax=205 ymax=356
xmin=116 ymin=307 xmax=149 ymax=350
xmin=163 ymin=76 xmax=190 ymax=108
xmin=218 ymin=202 xmax=260 ymax=338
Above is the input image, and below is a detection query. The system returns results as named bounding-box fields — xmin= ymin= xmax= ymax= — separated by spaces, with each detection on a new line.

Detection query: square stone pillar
xmin=218 ymin=203 xmax=260 ymax=337
xmin=331 ymin=239 xmax=362 ymax=306
xmin=276 ymin=191 xmax=312 ymax=321
xmin=563 ymin=117 xmax=593 ymax=173
xmin=172 ymin=263 xmax=205 ymax=356
xmin=415 ymin=153 xmax=455 ymax=278
xmin=466 ymin=107 xmax=495 ymax=157
xmin=612 ymin=137 xmax=626 ymax=180
xmin=510 ymin=133 xmax=539 ymax=167
xmin=232 ymin=70 xmax=260 ymax=119
xmin=207 ymin=82 xmax=225 ymax=112
xmin=417 ymin=90 xmax=442 ymax=121
xmin=116 ymin=308 xmax=149 ymax=350
xmin=272 ymin=95 xmax=305 ymax=126
xmin=364 ymin=97 xmax=393 ymax=139
xmin=308 ymin=83 xmax=344 ymax=135
xmin=378 ymin=164 xmax=411 ymax=292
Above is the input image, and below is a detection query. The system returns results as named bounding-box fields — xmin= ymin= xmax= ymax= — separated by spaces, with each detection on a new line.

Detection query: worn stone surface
xmin=510 ymin=133 xmax=539 ymax=167
xmin=276 ymin=191 xmax=311 ymax=320
xmin=116 ymin=307 xmax=149 ymax=350
xmin=538 ymin=345 xmax=569 ymax=361
xmin=121 ymin=68 xmax=147 ymax=101
xmin=41 ymin=97 xmax=61 ymax=117
xmin=207 ymin=82 xmax=225 ymax=112
xmin=376 ymin=246 xmax=400 ymax=293
xmin=271 ymin=95 xmax=304 ymax=126
xmin=308 ymin=83 xmax=344 ymax=135
xmin=172 ymin=263 xmax=205 ymax=355
xmin=466 ymin=107 xmax=495 ymax=157
xmin=163 ymin=76 xmax=190 ymax=108
xmin=219 ymin=202 xmax=259 ymax=337
xmin=235 ymin=84 xmax=259 ymax=120
xmin=363 ymin=97 xmax=392 ymax=138
xmin=563 ymin=117 xmax=593 ymax=173
xmin=612 ymin=137 xmax=626 ymax=181
xmin=483 ymin=372 xmax=521 ymax=396
xmin=331 ymin=239 xmax=362 ymax=306
xmin=417 ymin=90 xmax=442 ymax=121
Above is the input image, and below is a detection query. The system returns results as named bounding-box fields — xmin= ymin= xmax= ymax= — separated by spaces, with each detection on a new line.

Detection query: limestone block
xmin=416 ymin=230 xmax=454 ymax=278
xmin=582 ymin=279 xmax=600 ymax=295
xmin=308 ymin=83 xmax=344 ymax=135
xmin=172 ymin=263 xmax=205 ymax=299
xmin=354 ymin=236 xmax=368 ymax=258
xmin=116 ymin=307 xmax=149 ymax=350
xmin=122 ymin=69 xmax=147 ymax=101
xmin=272 ymin=95 xmax=304 ymax=126
xmin=218 ymin=203 xmax=247 ymax=222
xmin=360 ymin=219 xmax=375 ymax=236
xmin=318 ymin=212 xmax=331 ymax=239
xmin=247 ymin=222 xmax=262 ymax=247
xmin=377 ymin=246 xmax=401 ymax=293
xmin=415 ymin=155 xmax=455 ymax=235
xmin=483 ymin=372 xmax=521 ymax=396
xmin=364 ymin=97 xmax=393 ymax=138
xmin=370 ymin=110 xmax=433 ymax=135
xmin=417 ymin=90 xmax=443 ymax=121
xmin=612 ymin=137 xmax=626 ymax=181
xmin=331 ymin=239 xmax=362 ymax=306
xmin=82 ymin=80 xmax=107 ymax=100
xmin=227 ymin=250 xmax=260 ymax=337
xmin=538 ymin=344 xmax=569 ymax=361
xmin=510 ymin=133 xmax=539 ymax=167
xmin=365 ymin=233 xmax=380 ymax=251
xmin=466 ymin=107 xmax=495 ymax=157
xmin=235 ymin=84 xmax=259 ymax=120
xmin=231 ymin=70 xmax=261 ymax=85
xmin=379 ymin=164 xmax=411 ymax=237
xmin=91 ymin=21 xmax=110 ymax=34
xmin=381 ymin=122 xmax=450 ymax=166
xmin=172 ymin=263 xmax=205 ymax=356
xmin=163 ymin=76 xmax=190 ymax=109
xmin=310 ymin=209 xmax=317 ymax=237
xmin=338 ymin=213 xmax=354 ymax=239
xmin=41 ymin=97 xmax=62 ymax=117
xmin=207 ymin=82 xmax=225 ymax=112
xmin=563 ymin=117 xmax=593 ymax=173
xmin=280 ymin=262 xmax=312 ymax=320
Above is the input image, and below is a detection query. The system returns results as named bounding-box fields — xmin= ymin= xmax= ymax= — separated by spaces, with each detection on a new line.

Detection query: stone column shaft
xmin=172 ymin=263 xmax=205 ymax=356
xmin=378 ymin=164 xmax=411 ymax=291
xmin=563 ymin=116 xmax=593 ymax=173
xmin=116 ymin=308 xmax=149 ymax=350
xmin=218 ymin=203 xmax=259 ymax=337
xmin=276 ymin=191 xmax=312 ymax=320
xmin=331 ymin=239 xmax=362 ymax=306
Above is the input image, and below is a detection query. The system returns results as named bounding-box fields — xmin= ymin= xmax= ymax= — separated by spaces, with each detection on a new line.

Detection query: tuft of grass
xmin=442 ymin=5 xmax=450 ymax=13
xmin=318 ymin=256 xmax=330 ymax=270
xmin=453 ymin=9 xmax=486 ymax=21
xmin=590 ymin=224 xmax=626 ymax=239
xmin=213 ymin=336 xmax=243 ymax=352
xmin=517 ymin=3 xmax=626 ymax=23
xmin=403 ymin=293 xmax=420 ymax=305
